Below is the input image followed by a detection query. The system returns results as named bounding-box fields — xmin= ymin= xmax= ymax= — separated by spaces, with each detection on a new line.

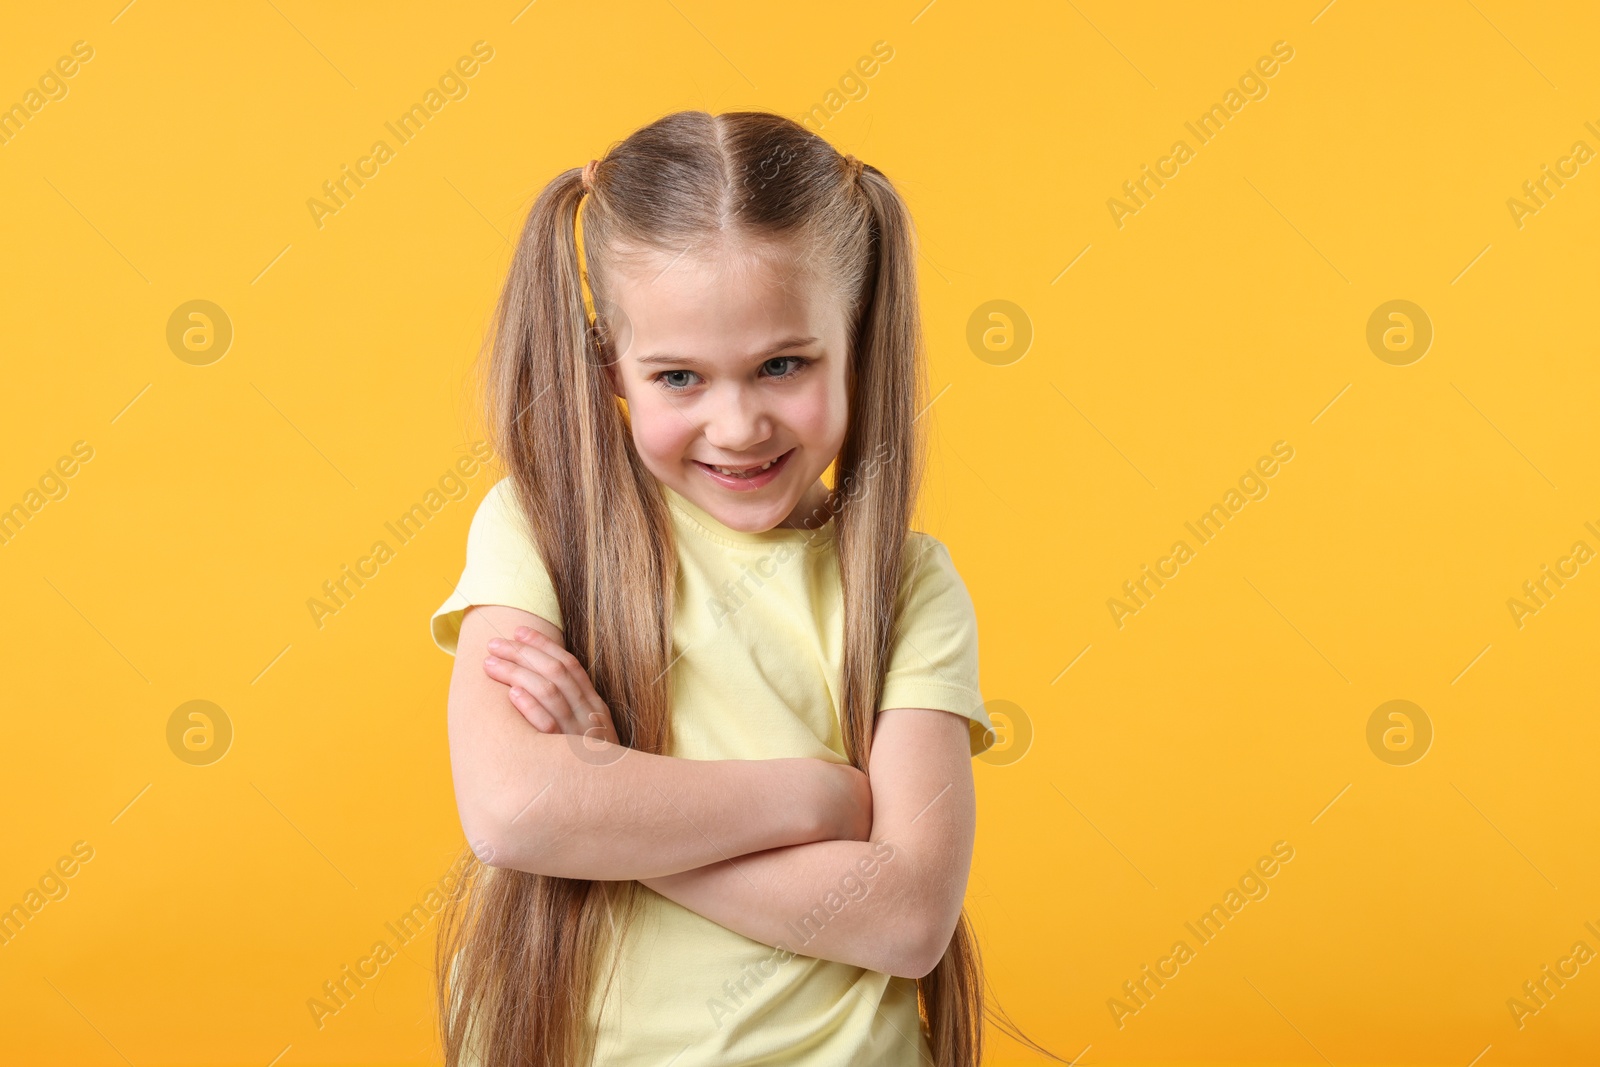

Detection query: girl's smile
xmin=692 ymin=446 xmax=795 ymax=490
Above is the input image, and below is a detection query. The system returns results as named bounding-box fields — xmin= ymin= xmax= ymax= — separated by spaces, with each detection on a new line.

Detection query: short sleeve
xmin=878 ymin=534 xmax=995 ymax=758
xmin=430 ymin=477 xmax=563 ymax=656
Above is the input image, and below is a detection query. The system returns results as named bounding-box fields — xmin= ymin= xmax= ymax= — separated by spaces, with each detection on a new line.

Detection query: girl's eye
xmin=763 ymin=356 xmax=810 ymax=378
xmin=652 ymin=356 xmax=812 ymax=393
xmin=655 ymin=370 xmax=698 ymax=391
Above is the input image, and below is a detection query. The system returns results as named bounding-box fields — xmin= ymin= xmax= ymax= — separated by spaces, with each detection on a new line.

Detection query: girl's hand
xmin=820 ymin=761 xmax=874 ymax=842
xmin=483 ymin=627 xmax=621 ymax=746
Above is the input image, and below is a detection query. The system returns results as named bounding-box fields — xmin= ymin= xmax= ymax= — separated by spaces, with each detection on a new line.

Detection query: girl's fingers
xmin=483 ymin=657 xmax=574 ymax=728
xmin=577 ymin=695 xmax=619 ymax=743
xmin=485 ymin=631 xmax=616 ymax=744
xmin=488 ymin=634 xmax=584 ymax=703
xmin=508 ymin=688 xmax=559 ymax=732
xmin=488 ymin=633 xmax=597 ymax=721
xmin=482 ymin=655 xmax=545 ymax=694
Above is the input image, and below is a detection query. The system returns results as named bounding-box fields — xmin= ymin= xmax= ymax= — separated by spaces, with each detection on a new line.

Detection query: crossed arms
xmin=447 ymin=603 xmax=978 ymax=980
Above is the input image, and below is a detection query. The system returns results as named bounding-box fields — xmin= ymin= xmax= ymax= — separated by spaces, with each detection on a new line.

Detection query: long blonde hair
xmin=435 ymin=109 xmax=1070 ymax=1066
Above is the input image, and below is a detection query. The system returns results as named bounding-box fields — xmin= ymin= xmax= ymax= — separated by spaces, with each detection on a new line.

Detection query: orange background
xmin=2 ymin=1 xmax=1598 ymax=1064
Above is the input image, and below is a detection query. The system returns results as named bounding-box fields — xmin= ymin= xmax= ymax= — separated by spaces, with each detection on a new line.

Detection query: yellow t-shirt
xmin=430 ymin=476 xmax=994 ymax=1066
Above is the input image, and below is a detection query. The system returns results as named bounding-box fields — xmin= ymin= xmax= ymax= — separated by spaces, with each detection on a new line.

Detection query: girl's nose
xmin=702 ymin=394 xmax=772 ymax=452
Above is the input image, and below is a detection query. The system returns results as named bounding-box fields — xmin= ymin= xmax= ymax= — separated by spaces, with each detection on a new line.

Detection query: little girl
xmin=428 ymin=110 xmax=1059 ymax=1067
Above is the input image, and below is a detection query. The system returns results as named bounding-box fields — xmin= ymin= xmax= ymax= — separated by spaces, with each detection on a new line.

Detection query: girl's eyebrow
xmin=635 ymin=336 xmax=820 ymax=368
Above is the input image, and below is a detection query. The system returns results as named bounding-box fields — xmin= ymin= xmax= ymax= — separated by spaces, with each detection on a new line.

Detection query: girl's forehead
xmin=605 ymin=245 xmax=844 ymax=361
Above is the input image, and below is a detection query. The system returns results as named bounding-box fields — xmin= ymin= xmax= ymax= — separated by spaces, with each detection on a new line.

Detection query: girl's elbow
xmin=455 ymin=782 xmax=549 ymax=874
xmin=902 ymin=935 xmax=945 ymax=981
xmin=876 ymin=876 xmax=962 ymax=978
xmin=457 ymin=801 xmax=512 ymax=870
xmin=905 ymin=908 xmax=963 ymax=979
xmin=884 ymin=946 xmax=939 ymax=981
xmin=886 ymin=955 xmax=937 ymax=981
xmin=880 ymin=917 xmax=948 ymax=980
xmin=843 ymin=919 xmax=932 ymax=979
xmin=460 ymin=799 xmax=591 ymax=878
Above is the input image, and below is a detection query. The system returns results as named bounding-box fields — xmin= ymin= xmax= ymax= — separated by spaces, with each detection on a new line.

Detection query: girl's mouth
xmin=693 ymin=448 xmax=794 ymax=491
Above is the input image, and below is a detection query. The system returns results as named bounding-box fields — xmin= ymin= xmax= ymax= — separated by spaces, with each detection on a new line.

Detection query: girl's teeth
xmin=712 ymin=455 xmax=780 ymax=476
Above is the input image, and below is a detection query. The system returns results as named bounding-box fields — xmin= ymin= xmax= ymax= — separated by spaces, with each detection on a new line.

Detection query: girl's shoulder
xmin=462 ymin=476 xmax=532 ymax=548
xmin=893 ymin=530 xmax=973 ymax=609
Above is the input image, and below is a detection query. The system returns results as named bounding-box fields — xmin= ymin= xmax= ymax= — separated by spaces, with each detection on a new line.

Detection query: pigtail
xmin=840 ymin=157 xmax=1076 ymax=1067
xmin=434 ymin=161 xmax=674 ymax=1067
xmin=830 ymin=161 xmax=922 ymax=766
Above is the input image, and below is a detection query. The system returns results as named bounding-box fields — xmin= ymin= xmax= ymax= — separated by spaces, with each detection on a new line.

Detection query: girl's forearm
xmin=637 ymin=711 xmax=979 ymax=980
xmin=639 ymin=836 xmax=937 ymax=980
xmin=473 ymin=735 xmax=848 ymax=880
xmin=450 ymin=608 xmax=872 ymax=882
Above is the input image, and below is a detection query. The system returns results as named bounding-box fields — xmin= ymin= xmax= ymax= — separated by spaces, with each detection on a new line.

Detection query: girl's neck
xmin=777 ymin=478 xmax=836 ymax=531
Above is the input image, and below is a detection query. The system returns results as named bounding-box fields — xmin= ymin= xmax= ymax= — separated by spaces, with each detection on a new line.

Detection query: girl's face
xmin=601 ymin=239 xmax=851 ymax=533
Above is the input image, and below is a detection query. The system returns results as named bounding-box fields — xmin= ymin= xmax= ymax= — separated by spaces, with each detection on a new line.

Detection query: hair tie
xmin=843 ymin=154 xmax=866 ymax=183
xmin=581 ymin=159 xmax=599 ymax=193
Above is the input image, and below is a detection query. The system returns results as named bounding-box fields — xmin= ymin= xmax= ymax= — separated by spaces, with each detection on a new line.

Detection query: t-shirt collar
xmin=660 ymin=481 xmax=835 ymax=547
